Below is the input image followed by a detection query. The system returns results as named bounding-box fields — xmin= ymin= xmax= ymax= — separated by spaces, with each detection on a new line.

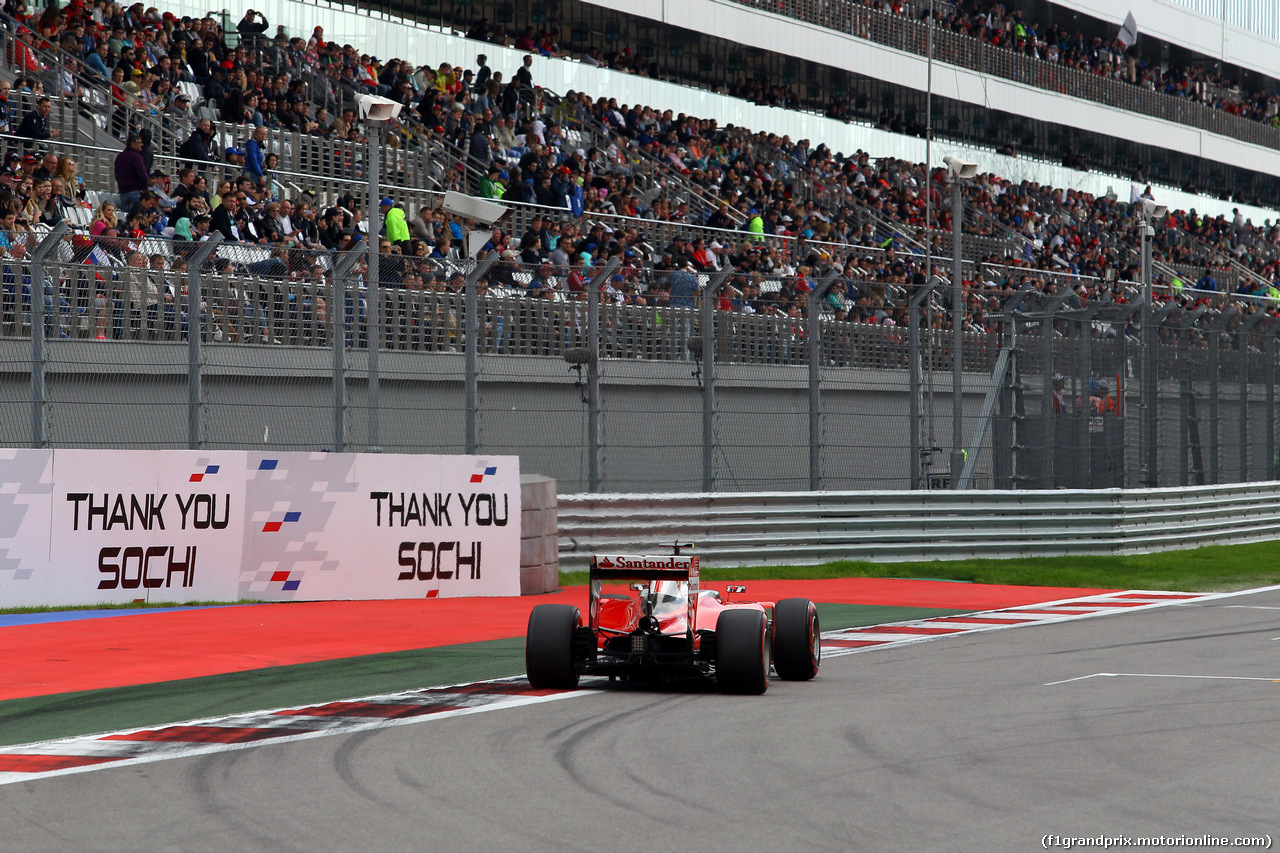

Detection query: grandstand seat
xmin=178 ymin=81 xmax=202 ymax=106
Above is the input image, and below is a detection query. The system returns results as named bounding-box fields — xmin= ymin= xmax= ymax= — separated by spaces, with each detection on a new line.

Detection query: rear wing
xmin=590 ymin=554 xmax=700 ymax=580
xmin=589 ymin=555 xmax=701 ymax=642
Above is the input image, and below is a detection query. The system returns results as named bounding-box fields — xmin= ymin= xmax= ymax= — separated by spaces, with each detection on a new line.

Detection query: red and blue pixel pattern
xmin=262 ymin=511 xmax=301 ymax=533
xmin=189 ymin=464 xmax=220 ymax=483
xmin=469 ymin=461 xmax=498 ymax=484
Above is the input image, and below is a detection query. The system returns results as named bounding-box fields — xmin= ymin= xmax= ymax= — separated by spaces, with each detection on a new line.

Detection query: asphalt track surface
xmin=4 ymin=589 xmax=1278 ymax=852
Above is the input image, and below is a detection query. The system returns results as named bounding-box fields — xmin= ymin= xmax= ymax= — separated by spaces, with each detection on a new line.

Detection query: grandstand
xmin=1 ymin=0 xmax=1280 ymax=491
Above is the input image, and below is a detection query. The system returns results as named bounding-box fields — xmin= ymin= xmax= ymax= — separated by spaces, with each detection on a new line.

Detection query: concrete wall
xmin=0 ymin=339 xmax=987 ymax=493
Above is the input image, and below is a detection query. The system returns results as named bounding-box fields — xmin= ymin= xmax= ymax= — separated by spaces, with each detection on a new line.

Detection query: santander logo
xmin=596 ymin=555 xmax=694 ymax=570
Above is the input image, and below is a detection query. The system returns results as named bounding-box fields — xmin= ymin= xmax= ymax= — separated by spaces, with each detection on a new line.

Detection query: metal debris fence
xmin=1 ymin=228 xmax=1278 ymax=492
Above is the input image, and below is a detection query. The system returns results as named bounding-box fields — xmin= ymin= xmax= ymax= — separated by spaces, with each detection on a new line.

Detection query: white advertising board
xmin=0 ymin=450 xmax=521 ymax=607
xmin=50 ymin=449 xmax=247 ymax=606
xmin=0 ymin=448 xmax=54 ymax=608
xmin=238 ymin=452 xmax=521 ymax=601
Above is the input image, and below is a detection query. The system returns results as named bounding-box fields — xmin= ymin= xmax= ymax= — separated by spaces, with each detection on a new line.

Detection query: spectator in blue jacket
xmin=84 ymin=41 xmax=111 ymax=81
xmin=245 ymin=125 xmax=268 ymax=183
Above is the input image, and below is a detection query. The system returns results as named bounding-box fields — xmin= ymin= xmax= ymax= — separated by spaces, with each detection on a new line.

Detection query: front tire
xmin=773 ymin=598 xmax=820 ymax=680
xmin=716 ymin=609 xmax=770 ymax=694
xmin=526 ymin=604 xmax=581 ymax=689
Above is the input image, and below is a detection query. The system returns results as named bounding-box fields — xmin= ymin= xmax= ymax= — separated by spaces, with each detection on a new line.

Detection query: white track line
xmin=1046 ymin=672 xmax=1280 ymax=686
xmin=817 ymin=584 xmax=1280 ymax=660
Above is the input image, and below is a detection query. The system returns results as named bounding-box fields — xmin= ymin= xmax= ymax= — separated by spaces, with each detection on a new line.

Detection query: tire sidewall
xmin=773 ymin=598 xmax=820 ymax=680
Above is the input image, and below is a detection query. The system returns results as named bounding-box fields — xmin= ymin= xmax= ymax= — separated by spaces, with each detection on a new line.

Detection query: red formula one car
xmin=525 ymin=549 xmax=820 ymax=694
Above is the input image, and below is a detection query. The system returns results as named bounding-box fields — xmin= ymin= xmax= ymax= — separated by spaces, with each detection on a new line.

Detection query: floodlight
xmin=1139 ymin=199 xmax=1169 ymax=220
xmin=354 ymin=93 xmax=403 ymax=123
xmin=442 ymin=190 xmax=507 ymax=227
xmin=943 ymin=155 xmax=979 ymax=179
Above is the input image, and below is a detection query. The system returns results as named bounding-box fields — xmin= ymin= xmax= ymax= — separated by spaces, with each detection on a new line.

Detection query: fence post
xmin=1268 ymin=322 xmax=1280 ymax=480
xmin=995 ymin=285 xmax=1034 ymax=489
xmin=463 ymin=257 xmax=496 ymax=454
xmin=700 ymin=265 xmax=734 ymax=493
xmin=1236 ymin=311 xmax=1265 ymax=481
xmin=1177 ymin=307 xmax=1207 ymax=486
xmin=366 ymin=123 xmax=384 ymax=453
xmin=807 ymin=268 xmax=840 ymax=491
xmin=185 ymin=234 xmax=222 ymax=450
xmin=1144 ymin=302 xmax=1178 ymax=485
xmin=1108 ymin=298 xmax=1144 ymax=486
xmin=330 ymin=247 xmax=364 ymax=453
xmin=28 ymin=223 xmax=68 ymax=449
xmin=1075 ymin=297 xmax=1109 ymax=487
xmin=908 ymin=277 xmax=940 ymax=489
xmin=1040 ymin=290 xmax=1073 ymax=488
xmin=585 ymin=258 xmax=620 ymax=492
xmin=1207 ymin=308 xmax=1236 ymax=484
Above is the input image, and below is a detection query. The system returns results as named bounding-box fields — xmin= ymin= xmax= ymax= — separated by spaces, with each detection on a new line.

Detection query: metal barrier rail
xmin=0 ymin=20 xmax=97 ymax=146
xmin=9 ymin=259 xmax=996 ymax=371
xmin=556 ymin=482 xmax=1280 ymax=569
xmin=0 ymin=127 xmax=1072 ymax=288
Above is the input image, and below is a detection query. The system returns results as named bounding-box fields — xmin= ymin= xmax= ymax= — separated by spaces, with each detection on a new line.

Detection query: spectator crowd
xmin=0 ymin=0 xmax=1278 ymax=348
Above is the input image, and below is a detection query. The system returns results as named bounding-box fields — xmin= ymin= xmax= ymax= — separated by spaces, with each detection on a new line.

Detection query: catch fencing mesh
xmin=3 ymin=227 xmax=1280 ymax=492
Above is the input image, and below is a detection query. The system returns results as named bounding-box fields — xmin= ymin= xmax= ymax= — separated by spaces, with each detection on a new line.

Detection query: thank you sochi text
xmin=368 ymin=490 xmax=510 ymax=582
xmin=65 ymin=491 xmax=230 ymax=590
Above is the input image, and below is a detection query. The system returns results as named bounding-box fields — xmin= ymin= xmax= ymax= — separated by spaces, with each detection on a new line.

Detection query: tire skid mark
xmin=551 ymin=695 xmax=674 ymax=816
xmin=0 ymin=676 xmax=597 ymax=788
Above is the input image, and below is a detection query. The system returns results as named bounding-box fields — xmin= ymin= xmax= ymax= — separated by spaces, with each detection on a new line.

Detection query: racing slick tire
xmin=526 ymin=604 xmax=581 ymax=689
xmin=773 ymin=598 xmax=820 ymax=681
xmin=716 ymin=609 xmax=770 ymax=695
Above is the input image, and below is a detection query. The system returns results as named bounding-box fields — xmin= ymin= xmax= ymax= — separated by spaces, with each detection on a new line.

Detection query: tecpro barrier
xmin=0 ymin=449 xmax=521 ymax=607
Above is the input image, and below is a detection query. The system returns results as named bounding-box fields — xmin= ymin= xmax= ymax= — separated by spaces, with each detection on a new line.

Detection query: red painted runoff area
xmin=0 ymin=578 xmax=1113 ymax=701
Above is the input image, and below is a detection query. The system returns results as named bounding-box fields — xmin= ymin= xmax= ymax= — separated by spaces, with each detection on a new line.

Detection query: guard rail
xmin=556 ymin=483 xmax=1280 ymax=569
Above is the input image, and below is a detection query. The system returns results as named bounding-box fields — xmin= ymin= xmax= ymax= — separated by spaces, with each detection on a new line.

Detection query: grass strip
xmin=0 ymin=604 xmax=948 ymax=746
xmin=561 ymin=540 xmax=1280 ymax=593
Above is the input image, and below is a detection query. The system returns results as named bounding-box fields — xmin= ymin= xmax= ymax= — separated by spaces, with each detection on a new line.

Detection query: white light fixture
xmin=354 ymin=93 xmax=403 ymax=123
xmin=943 ymin=154 xmax=979 ymax=179
xmin=1139 ymin=198 xmax=1169 ymax=220
xmin=443 ymin=190 xmax=507 ymax=227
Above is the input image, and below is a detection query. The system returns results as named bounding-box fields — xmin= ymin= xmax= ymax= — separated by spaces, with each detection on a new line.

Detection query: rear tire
xmin=773 ymin=598 xmax=820 ymax=681
xmin=526 ymin=604 xmax=581 ymax=689
xmin=716 ymin=609 xmax=770 ymax=695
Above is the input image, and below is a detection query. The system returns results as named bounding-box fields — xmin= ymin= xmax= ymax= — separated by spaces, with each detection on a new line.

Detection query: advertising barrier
xmin=0 ymin=449 xmax=521 ymax=607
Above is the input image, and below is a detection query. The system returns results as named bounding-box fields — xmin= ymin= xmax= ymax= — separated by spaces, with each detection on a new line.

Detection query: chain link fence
xmin=2 ymin=227 xmax=1279 ymax=491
